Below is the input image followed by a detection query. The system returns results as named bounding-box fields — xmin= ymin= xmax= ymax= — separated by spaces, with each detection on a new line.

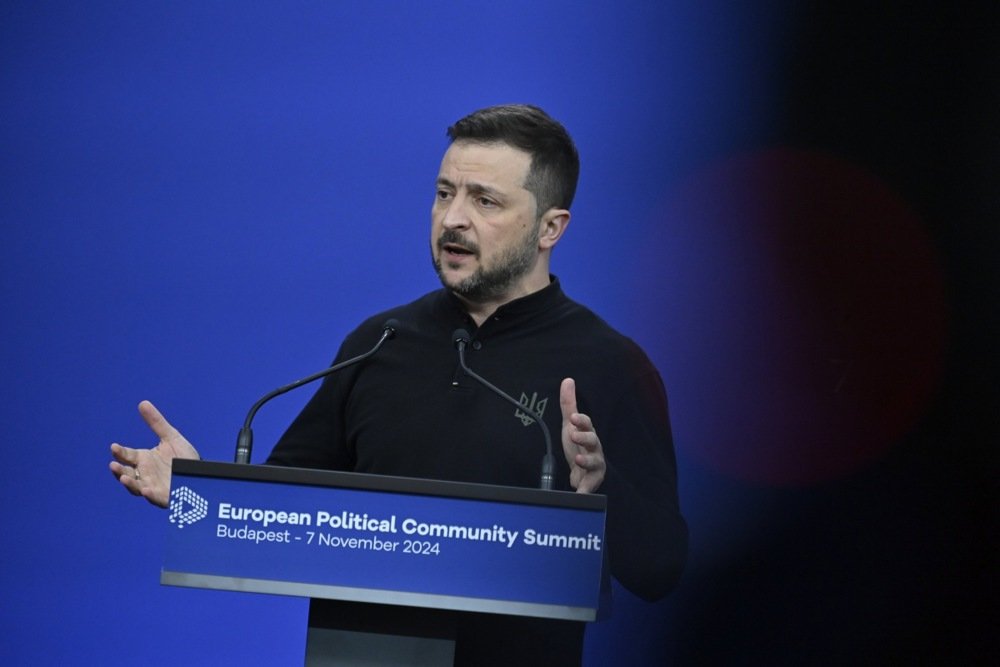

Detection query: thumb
xmin=138 ymin=400 xmax=181 ymax=442
xmin=559 ymin=378 xmax=577 ymax=420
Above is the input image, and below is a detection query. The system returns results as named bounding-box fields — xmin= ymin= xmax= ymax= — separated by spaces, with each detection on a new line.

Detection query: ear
xmin=538 ymin=208 xmax=571 ymax=250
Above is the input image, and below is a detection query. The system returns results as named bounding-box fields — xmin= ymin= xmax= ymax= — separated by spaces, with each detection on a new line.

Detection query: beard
xmin=431 ymin=225 xmax=539 ymax=302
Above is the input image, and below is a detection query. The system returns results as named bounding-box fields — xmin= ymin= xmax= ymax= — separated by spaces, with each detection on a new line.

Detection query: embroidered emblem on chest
xmin=515 ymin=391 xmax=548 ymax=426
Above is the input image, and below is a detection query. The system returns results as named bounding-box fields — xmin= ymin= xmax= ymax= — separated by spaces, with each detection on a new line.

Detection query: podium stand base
xmin=305 ymin=628 xmax=455 ymax=666
xmin=304 ymin=598 xmax=586 ymax=666
xmin=306 ymin=599 xmax=457 ymax=666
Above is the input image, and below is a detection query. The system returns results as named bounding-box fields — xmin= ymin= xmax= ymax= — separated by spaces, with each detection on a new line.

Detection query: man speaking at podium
xmin=110 ymin=104 xmax=687 ymax=665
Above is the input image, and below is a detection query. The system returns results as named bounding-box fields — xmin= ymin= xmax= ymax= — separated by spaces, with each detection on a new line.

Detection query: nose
xmin=440 ymin=192 xmax=472 ymax=230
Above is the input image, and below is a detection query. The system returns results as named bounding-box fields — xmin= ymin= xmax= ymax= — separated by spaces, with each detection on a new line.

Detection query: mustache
xmin=437 ymin=229 xmax=480 ymax=255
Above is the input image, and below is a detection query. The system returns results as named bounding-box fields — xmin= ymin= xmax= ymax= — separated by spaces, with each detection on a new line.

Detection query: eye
xmin=476 ymin=196 xmax=497 ymax=208
xmin=436 ymin=189 xmax=453 ymax=201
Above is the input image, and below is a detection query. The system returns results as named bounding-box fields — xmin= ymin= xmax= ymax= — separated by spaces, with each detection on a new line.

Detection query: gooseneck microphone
xmin=451 ymin=329 xmax=555 ymax=491
xmin=234 ymin=319 xmax=399 ymax=464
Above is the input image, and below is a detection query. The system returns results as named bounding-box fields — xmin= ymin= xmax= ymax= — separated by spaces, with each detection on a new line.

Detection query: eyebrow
xmin=436 ymin=177 xmax=506 ymax=201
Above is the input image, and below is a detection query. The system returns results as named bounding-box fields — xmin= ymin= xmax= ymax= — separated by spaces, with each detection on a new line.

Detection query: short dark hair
xmin=447 ymin=104 xmax=580 ymax=216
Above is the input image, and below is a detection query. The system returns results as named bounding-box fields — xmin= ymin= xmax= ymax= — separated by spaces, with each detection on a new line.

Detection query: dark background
xmin=1 ymin=2 xmax=994 ymax=664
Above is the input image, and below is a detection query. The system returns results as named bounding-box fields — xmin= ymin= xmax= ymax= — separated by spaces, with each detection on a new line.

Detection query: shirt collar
xmin=440 ymin=275 xmax=565 ymax=330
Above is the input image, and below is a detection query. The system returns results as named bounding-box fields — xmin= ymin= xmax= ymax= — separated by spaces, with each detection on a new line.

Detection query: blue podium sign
xmin=162 ymin=461 xmax=607 ymax=622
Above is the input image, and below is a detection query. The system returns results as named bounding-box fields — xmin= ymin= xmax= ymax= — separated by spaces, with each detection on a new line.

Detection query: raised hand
xmin=109 ymin=400 xmax=199 ymax=508
xmin=559 ymin=378 xmax=606 ymax=493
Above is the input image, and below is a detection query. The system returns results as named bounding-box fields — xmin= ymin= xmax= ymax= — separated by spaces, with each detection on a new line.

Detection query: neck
xmin=454 ymin=272 xmax=552 ymax=327
xmin=460 ymin=300 xmax=499 ymax=328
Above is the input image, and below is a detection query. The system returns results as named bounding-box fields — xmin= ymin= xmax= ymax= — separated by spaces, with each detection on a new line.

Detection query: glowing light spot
xmin=641 ymin=149 xmax=947 ymax=485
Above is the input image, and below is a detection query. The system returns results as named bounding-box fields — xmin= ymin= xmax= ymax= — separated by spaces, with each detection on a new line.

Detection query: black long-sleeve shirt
xmin=267 ymin=277 xmax=687 ymax=663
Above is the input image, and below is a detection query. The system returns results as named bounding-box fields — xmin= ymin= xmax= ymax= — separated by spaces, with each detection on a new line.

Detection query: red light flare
xmin=641 ymin=149 xmax=948 ymax=486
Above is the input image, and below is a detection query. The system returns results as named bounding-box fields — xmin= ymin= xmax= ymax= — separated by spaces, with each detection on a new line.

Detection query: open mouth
xmin=443 ymin=242 xmax=476 ymax=257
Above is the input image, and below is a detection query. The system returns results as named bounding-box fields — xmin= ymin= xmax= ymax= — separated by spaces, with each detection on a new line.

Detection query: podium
xmin=162 ymin=459 xmax=607 ymax=665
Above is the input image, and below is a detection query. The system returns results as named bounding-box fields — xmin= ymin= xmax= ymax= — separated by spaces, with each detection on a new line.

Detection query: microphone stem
xmin=457 ymin=344 xmax=555 ymax=490
xmin=235 ymin=324 xmax=395 ymax=464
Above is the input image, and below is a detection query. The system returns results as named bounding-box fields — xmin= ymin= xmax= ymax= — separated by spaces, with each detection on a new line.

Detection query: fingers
xmin=567 ymin=412 xmax=597 ymax=444
xmin=108 ymin=458 xmax=142 ymax=496
xmin=110 ymin=442 xmax=137 ymax=465
xmin=559 ymin=378 xmax=605 ymax=493
xmin=138 ymin=400 xmax=180 ymax=442
xmin=110 ymin=412 xmax=175 ymax=507
xmin=572 ymin=447 xmax=606 ymax=494
xmin=569 ymin=429 xmax=602 ymax=470
xmin=561 ymin=378 xmax=597 ymax=441
xmin=559 ymin=378 xmax=578 ymax=419
xmin=109 ymin=442 xmax=149 ymax=491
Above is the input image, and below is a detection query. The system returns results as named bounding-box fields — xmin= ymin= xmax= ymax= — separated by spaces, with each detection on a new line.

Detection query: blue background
xmin=1 ymin=2 xmax=993 ymax=664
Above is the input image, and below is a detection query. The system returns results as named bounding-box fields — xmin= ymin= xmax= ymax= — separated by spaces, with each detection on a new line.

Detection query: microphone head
xmin=452 ymin=328 xmax=471 ymax=348
xmin=382 ymin=319 xmax=400 ymax=339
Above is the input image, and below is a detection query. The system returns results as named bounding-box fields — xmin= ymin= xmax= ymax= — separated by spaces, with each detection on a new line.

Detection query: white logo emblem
xmin=168 ymin=486 xmax=208 ymax=528
xmin=515 ymin=392 xmax=548 ymax=426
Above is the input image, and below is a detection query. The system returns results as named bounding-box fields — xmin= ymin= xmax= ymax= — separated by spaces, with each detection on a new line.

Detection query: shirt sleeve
xmin=588 ymin=363 xmax=688 ymax=601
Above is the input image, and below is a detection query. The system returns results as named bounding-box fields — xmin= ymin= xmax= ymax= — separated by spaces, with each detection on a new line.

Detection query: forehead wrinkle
xmin=442 ymin=142 xmax=531 ymax=187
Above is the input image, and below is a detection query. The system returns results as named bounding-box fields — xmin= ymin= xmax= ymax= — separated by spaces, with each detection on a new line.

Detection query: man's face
xmin=430 ymin=141 xmax=542 ymax=303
